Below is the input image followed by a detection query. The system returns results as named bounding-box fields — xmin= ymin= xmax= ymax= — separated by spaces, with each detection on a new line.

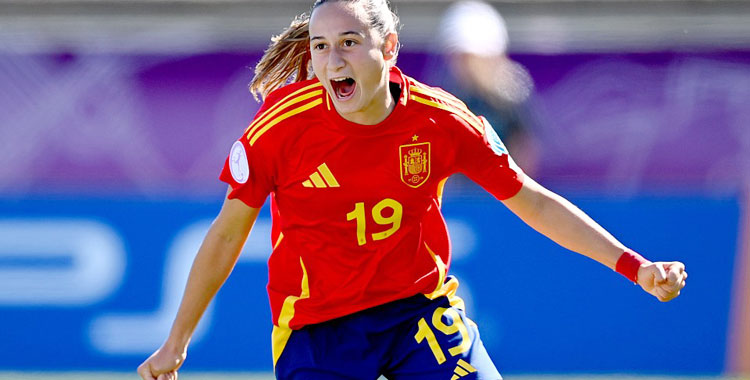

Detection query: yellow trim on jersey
xmin=424 ymin=275 xmax=466 ymax=311
xmin=272 ymin=257 xmax=309 ymax=367
xmin=424 ymin=243 xmax=447 ymax=296
xmin=410 ymin=85 xmax=470 ymax=114
xmin=249 ymin=98 xmax=323 ymax=146
xmin=246 ymin=89 xmax=322 ymax=141
xmin=409 ymin=88 xmax=484 ymax=135
xmin=245 ymin=82 xmax=322 ymax=135
xmin=409 ymin=94 xmax=484 ymax=135
xmin=273 ymin=232 xmax=284 ymax=250
xmin=317 ymin=163 xmax=340 ymax=187
xmin=446 ymin=278 xmax=466 ymax=310
xmin=436 ymin=177 xmax=449 ymax=208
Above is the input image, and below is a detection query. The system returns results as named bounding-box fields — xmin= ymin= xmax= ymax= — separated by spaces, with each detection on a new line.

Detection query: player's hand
xmin=137 ymin=344 xmax=186 ymax=380
xmin=636 ymin=261 xmax=687 ymax=302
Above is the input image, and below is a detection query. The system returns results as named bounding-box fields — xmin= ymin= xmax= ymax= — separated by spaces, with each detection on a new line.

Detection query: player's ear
xmin=383 ymin=32 xmax=399 ymax=61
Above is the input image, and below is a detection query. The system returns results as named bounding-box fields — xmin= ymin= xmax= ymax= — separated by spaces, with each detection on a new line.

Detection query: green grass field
xmin=0 ymin=373 xmax=747 ymax=380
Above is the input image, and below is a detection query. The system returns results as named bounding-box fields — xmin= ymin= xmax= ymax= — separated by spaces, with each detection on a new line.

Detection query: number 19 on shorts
xmin=414 ymin=307 xmax=471 ymax=364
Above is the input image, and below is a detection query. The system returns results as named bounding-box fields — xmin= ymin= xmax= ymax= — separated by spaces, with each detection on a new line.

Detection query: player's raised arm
xmin=501 ymin=176 xmax=687 ymax=302
xmin=137 ymin=187 xmax=260 ymax=380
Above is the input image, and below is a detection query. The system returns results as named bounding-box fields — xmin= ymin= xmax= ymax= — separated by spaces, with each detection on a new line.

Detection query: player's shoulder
xmin=244 ymin=78 xmax=326 ymax=147
xmin=406 ymin=76 xmax=464 ymax=107
xmin=405 ymin=76 xmax=486 ymax=136
xmin=263 ymin=78 xmax=325 ymax=106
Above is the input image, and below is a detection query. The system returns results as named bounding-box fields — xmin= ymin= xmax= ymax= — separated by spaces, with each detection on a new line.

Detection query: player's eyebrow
xmin=310 ymin=31 xmax=365 ymax=41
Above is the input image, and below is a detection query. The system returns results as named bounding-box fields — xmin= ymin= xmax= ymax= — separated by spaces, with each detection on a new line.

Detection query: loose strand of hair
xmin=250 ymin=15 xmax=312 ymax=102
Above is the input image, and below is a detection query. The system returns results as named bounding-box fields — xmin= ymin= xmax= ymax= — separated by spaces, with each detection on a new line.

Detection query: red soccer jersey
xmin=220 ymin=66 xmax=524 ymax=330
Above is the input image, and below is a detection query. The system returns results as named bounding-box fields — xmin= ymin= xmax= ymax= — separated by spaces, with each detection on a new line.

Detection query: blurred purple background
xmin=1 ymin=50 xmax=748 ymax=196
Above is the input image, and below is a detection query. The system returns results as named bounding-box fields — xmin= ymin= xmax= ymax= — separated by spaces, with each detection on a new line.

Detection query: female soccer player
xmin=138 ymin=1 xmax=687 ymax=379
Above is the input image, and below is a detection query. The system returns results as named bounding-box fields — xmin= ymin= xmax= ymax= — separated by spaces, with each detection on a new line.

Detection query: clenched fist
xmin=137 ymin=344 xmax=186 ymax=380
xmin=637 ymin=261 xmax=687 ymax=302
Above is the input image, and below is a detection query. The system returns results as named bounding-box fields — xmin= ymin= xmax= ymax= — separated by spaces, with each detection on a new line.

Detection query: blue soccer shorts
xmin=274 ymin=292 xmax=502 ymax=380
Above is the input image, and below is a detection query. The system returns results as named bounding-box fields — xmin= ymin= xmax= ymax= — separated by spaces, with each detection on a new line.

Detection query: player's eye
xmin=313 ymin=43 xmax=327 ymax=50
xmin=343 ymin=39 xmax=357 ymax=47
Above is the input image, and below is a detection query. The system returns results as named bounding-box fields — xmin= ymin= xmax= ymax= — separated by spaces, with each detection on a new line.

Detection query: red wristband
xmin=615 ymin=251 xmax=649 ymax=283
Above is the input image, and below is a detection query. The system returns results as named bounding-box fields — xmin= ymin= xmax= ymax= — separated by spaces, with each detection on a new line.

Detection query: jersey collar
xmin=389 ymin=65 xmax=410 ymax=107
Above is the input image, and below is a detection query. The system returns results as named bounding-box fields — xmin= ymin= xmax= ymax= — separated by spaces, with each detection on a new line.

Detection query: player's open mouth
xmin=330 ymin=77 xmax=356 ymax=100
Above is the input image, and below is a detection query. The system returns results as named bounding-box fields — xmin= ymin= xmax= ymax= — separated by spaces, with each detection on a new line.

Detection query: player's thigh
xmin=274 ymin=320 xmax=382 ymax=380
xmin=281 ymin=368 xmax=363 ymax=380
xmin=386 ymin=299 xmax=501 ymax=380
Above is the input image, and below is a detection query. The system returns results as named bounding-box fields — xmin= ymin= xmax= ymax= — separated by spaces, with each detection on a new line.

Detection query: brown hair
xmin=249 ymin=0 xmax=400 ymax=102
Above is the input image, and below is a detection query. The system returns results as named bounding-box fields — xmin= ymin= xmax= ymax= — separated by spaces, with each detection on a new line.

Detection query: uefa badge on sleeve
xmin=479 ymin=116 xmax=508 ymax=156
xmin=399 ymin=142 xmax=430 ymax=188
xmin=229 ymin=141 xmax=250 ymax=184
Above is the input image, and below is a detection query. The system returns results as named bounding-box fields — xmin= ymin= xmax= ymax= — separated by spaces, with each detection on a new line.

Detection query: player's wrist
xmin=615 ymin=250 xmax=650 ymax=283
xmin=162 ymin=336 xmax=190 ymax=356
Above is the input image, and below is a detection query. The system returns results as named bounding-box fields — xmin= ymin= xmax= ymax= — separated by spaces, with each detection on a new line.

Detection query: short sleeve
xmin=219 ymin=133 xmax=274 ymax=208
xmin=454 ymin=115 xmax=525 ymax=200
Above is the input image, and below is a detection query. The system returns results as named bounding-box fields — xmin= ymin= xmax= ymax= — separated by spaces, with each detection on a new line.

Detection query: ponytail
xmin=250 ymin=0 xmax=401 ymax=102
xmin=250 ymin=15 xmax=312 ymax=102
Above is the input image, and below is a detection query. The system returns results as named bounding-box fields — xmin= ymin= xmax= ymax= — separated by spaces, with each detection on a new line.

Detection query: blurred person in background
xmin=138 ymin=0 xmax=686 ymax=379
xmin=436 ymin=0 xmax=540 ymax=175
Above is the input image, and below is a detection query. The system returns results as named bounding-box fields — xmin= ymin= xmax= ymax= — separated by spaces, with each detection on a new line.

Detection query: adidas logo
xmin=451 ymin=359 xmax=477 ymax=379
xmin=302 ymin=163 xmax=340 ymax=188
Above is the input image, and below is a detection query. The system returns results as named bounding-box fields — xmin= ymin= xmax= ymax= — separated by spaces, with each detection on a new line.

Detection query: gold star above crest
xmin=412 ymin=134 xmax=419 ymax=142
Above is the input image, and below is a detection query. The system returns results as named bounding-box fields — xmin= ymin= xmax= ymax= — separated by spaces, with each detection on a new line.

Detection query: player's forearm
xmin=533 ymin=190 xmax=626 ymax=269
xmin=164 ymin=223 xmax=247 ymax=351
xmin=504 ymin=178 xmax=627 ymax=270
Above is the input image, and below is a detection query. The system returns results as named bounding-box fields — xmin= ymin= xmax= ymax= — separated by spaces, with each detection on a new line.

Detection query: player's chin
xmin=332 ymin=96 xmax=360 ymax=114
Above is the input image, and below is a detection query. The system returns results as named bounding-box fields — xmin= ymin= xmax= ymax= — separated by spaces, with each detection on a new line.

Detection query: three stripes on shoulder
xmin=245 ymin=82 xmax=324 ymax=146
xmin=409 ymin=84 xmax=485 ymax=136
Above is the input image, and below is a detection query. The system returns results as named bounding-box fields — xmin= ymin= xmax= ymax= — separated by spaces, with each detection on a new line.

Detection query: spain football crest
xmin=399 ymin=142 xmax=430 ymax=188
